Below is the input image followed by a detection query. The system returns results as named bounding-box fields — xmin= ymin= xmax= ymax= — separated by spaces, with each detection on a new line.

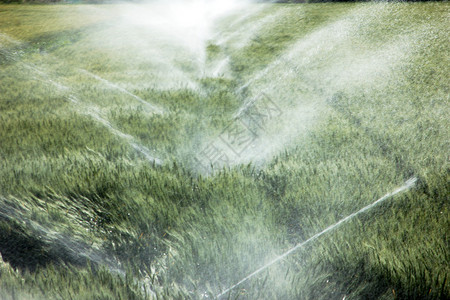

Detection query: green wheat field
xmin=0 ymin=1 xmax=448 ymax=299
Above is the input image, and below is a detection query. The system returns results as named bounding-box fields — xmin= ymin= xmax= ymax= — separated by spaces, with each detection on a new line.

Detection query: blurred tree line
xmin=0 ymin=0 xmax=445 ymax=4
xmin=275 ymin=0 xmax=443 ymax=2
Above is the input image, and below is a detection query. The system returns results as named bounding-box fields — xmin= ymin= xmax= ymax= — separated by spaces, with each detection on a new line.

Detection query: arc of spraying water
xmin=216 ymin=177 xmax=417 ymax=299
xmin=0 ymin=33 xmax=163 ymax=165
xmin=77 ymin=68 xmax=165 ymax=115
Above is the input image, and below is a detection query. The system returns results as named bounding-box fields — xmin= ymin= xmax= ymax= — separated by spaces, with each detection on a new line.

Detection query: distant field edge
xmin=0 ymin=0 xmax=448 ymax=5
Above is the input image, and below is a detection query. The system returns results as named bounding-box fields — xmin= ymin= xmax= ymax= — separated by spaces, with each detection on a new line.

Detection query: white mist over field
xmin=122 ymin=0 xmax=249 ymax=51
xmin=66 ymin=0 xmax=262 ymax=93
xmin=200 ymin=3 xmax=425 ymax=171
xmin=39 ymin=1 xmax=429 ymax=174
xmin=2 ymin=1 xmax=430 ymax=172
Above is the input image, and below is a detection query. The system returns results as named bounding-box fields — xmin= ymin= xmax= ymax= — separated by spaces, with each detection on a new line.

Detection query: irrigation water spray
xmin=235 ymin=3 xmax=391 ymax=93
xmin=212 ymin=5 xmax=282 ymax=48
xmin=222 ymin=3 xmax=422 ymax=169
xmin=120 ymin=0 xmax=252 ymax=74
xmin=0 ymin=33 xmax=163 ymax=165
xmin=77 ymin=68 xmax=165 ymax=114
xmin=216 ymin=177 xmax=417 ymax=299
